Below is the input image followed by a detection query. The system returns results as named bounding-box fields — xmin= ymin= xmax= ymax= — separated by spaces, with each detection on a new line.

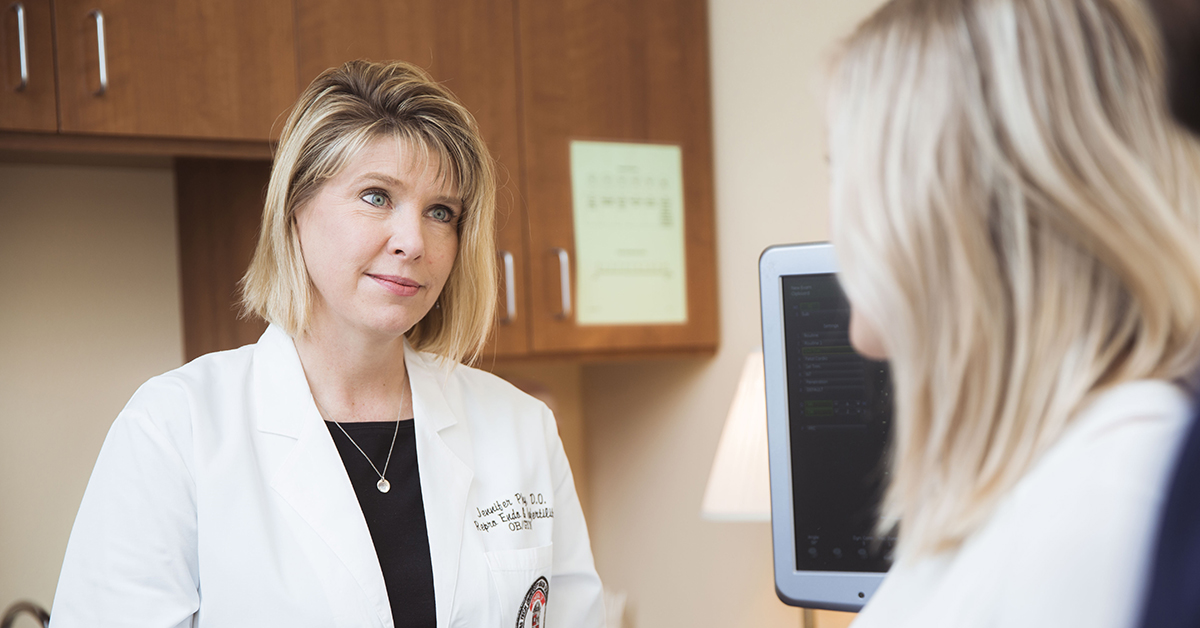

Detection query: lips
xmin=368 ymin=274 xmax=422 ymax=297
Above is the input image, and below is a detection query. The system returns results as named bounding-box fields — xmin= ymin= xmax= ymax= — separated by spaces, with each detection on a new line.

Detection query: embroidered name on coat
xmin=473 ymin=492 xmax=555 ymax=533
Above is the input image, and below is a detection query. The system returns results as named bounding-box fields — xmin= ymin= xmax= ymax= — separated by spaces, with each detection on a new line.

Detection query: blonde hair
xmin=241 ymin=60 xmax=497 ymax=364
xmin=827 ymin=0 xmax=1200 ymax=556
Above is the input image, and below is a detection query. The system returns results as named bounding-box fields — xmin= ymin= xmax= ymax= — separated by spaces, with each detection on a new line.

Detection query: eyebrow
xmin=355 ymin=172 xmax=462 ymax=206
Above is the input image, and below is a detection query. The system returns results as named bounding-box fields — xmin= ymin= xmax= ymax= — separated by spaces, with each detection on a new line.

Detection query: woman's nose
xmin=387 ymin=209 xmax=425 ymax=259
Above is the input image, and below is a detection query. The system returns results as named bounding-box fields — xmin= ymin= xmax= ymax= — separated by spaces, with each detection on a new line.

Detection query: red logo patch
xmin=516 ymin=576 xmax=549 ymax=628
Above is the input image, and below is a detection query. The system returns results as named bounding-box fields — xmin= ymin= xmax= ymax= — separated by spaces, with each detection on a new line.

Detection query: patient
xmin=824 ymin=0 xmax=1200 ymax=625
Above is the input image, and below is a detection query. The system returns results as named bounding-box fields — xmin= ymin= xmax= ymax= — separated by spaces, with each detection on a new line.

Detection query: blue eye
xmin=430 ymin=206 xmax=454 ymax=223
xmin=363 ymin=191 xmax=388 ymax=207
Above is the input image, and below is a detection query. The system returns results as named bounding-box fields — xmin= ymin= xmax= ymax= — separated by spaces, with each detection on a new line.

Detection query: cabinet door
xmin=53 ymin=0 xmax=296 ymax=140
xmin=517 ymin=0 xmax=718 ymax=355
xmin=295 ymin=0 xmax=530 ymax=358
xmin=0 ymin=0 xmax=55 ymax=131
xmin=176 ymin=159 xmax=270 ymax=362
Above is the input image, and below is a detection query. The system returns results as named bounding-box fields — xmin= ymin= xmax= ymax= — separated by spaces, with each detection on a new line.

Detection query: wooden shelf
xmin=0 ymin=131 xmax=273 ymax=160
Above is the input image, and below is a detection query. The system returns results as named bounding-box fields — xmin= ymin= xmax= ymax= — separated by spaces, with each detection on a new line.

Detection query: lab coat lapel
xmin=252 ymin=325 xmax=393 ymax=628
xmin=406 ymin=343 xmax=474 ymax=628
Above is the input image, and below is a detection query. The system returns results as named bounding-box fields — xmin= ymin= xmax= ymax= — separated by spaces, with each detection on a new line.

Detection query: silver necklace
xmin=315 ymin=378 xmax=408 ymax=494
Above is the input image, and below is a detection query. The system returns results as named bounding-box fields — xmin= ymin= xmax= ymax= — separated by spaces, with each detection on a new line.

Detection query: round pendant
xmin=376 ymin=478 xmax=391 ymax=493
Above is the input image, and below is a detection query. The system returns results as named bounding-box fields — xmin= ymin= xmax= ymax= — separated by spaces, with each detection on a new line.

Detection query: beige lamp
xmin=701 ymin=350 xmax=822 ymax=628
xmin=701 ymin=349 xmax=771 ymax=522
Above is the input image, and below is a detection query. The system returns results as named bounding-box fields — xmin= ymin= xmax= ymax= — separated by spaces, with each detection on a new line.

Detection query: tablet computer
xmin=760 ymin=242 xmax=895 ymax=611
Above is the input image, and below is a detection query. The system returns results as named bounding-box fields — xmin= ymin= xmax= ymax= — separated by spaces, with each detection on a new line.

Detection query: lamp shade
xmin=701 ymin=350 xmax=771 ymax=522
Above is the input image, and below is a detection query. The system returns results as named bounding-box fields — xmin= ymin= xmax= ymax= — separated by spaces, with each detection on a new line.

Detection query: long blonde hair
xmin=827 ymin=0 xmax=1200 ymax=556
xmin=241 ymin=60 xmax=497 ymax=364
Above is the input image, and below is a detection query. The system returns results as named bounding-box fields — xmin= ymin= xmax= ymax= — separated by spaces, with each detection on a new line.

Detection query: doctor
xmin=50 ymin=59 xmax=606 ymax=628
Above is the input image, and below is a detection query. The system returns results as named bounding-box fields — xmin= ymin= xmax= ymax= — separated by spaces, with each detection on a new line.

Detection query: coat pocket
xmin=484 ymin=544 xmax=553 ymax=627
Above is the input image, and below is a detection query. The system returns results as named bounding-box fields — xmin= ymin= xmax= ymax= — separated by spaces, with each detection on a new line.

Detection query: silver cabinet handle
xmin=12 ymin=3 xmax=27 ymax=91
xmin=553 ymin=248 xmax=571 ymax=319
xmin=499 ymin=251 xmax=517 ymax=323
xmin=89 ymin=9 xmax=107 ymax=96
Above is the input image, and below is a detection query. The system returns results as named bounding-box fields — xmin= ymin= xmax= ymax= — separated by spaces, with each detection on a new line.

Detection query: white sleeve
xmin=50 ymin=378 xmax=200 ymax=628
xmin=542 ymin=406 xmax=607 ymax=628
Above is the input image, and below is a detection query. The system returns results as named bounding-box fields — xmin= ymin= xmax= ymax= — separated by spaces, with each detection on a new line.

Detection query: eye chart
xmin=569 ymin=140 xmax=687 ymax=325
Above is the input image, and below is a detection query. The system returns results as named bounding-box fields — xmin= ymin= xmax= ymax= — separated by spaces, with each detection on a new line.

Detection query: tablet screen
xmin=782 ymin=273 xmax=896 ymax=572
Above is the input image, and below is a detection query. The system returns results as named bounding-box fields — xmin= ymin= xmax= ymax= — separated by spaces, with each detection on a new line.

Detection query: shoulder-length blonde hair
xmin=827 ymin=0 xmax=1200 ymax=556
xmin=241 ymin=59 xmax=497 ymax=364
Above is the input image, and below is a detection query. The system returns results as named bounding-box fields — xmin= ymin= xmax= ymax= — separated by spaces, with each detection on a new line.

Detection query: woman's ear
xmin=850 ymin=305 xmax=888 ymax=361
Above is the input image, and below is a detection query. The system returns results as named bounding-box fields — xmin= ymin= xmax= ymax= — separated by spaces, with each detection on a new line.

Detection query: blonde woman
xmin=50 ymin=60 xmax=605 ymax=628
xmin=826 ymin=0 xmax=1200 ymax=625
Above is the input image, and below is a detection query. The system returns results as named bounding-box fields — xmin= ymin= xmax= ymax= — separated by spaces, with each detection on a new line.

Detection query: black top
xmin=325 ymin=420 xmax=436 ymax=628
xmin=1137 ymin=381 xmax=1200 ymax=628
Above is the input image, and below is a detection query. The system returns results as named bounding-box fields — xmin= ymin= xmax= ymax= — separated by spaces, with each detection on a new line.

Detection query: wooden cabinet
xmin=1 ymin=0 xmax=56 ymax=131
xmin=51 ymin=0 xmax=296 ymax=140
xmin=0 ymin=0 xmax=295 ymax=141
xmin=14 ymin=0 xmax=718 ymax=361
xmin=516 ymin=0 xmax=718 ymax=355
xmin=289 ymin=0 xmax=719 ymax=358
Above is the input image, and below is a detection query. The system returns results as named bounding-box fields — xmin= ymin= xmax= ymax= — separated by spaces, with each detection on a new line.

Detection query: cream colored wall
xmin=582 ymin=0 xmax=884 ymax=626
xmin=0 ymin=163 xmax=183 ymax=612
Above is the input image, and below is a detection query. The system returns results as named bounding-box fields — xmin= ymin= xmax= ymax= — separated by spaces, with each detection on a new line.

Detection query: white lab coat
xmin=50 ymin=324 xmax=606 ymax=628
